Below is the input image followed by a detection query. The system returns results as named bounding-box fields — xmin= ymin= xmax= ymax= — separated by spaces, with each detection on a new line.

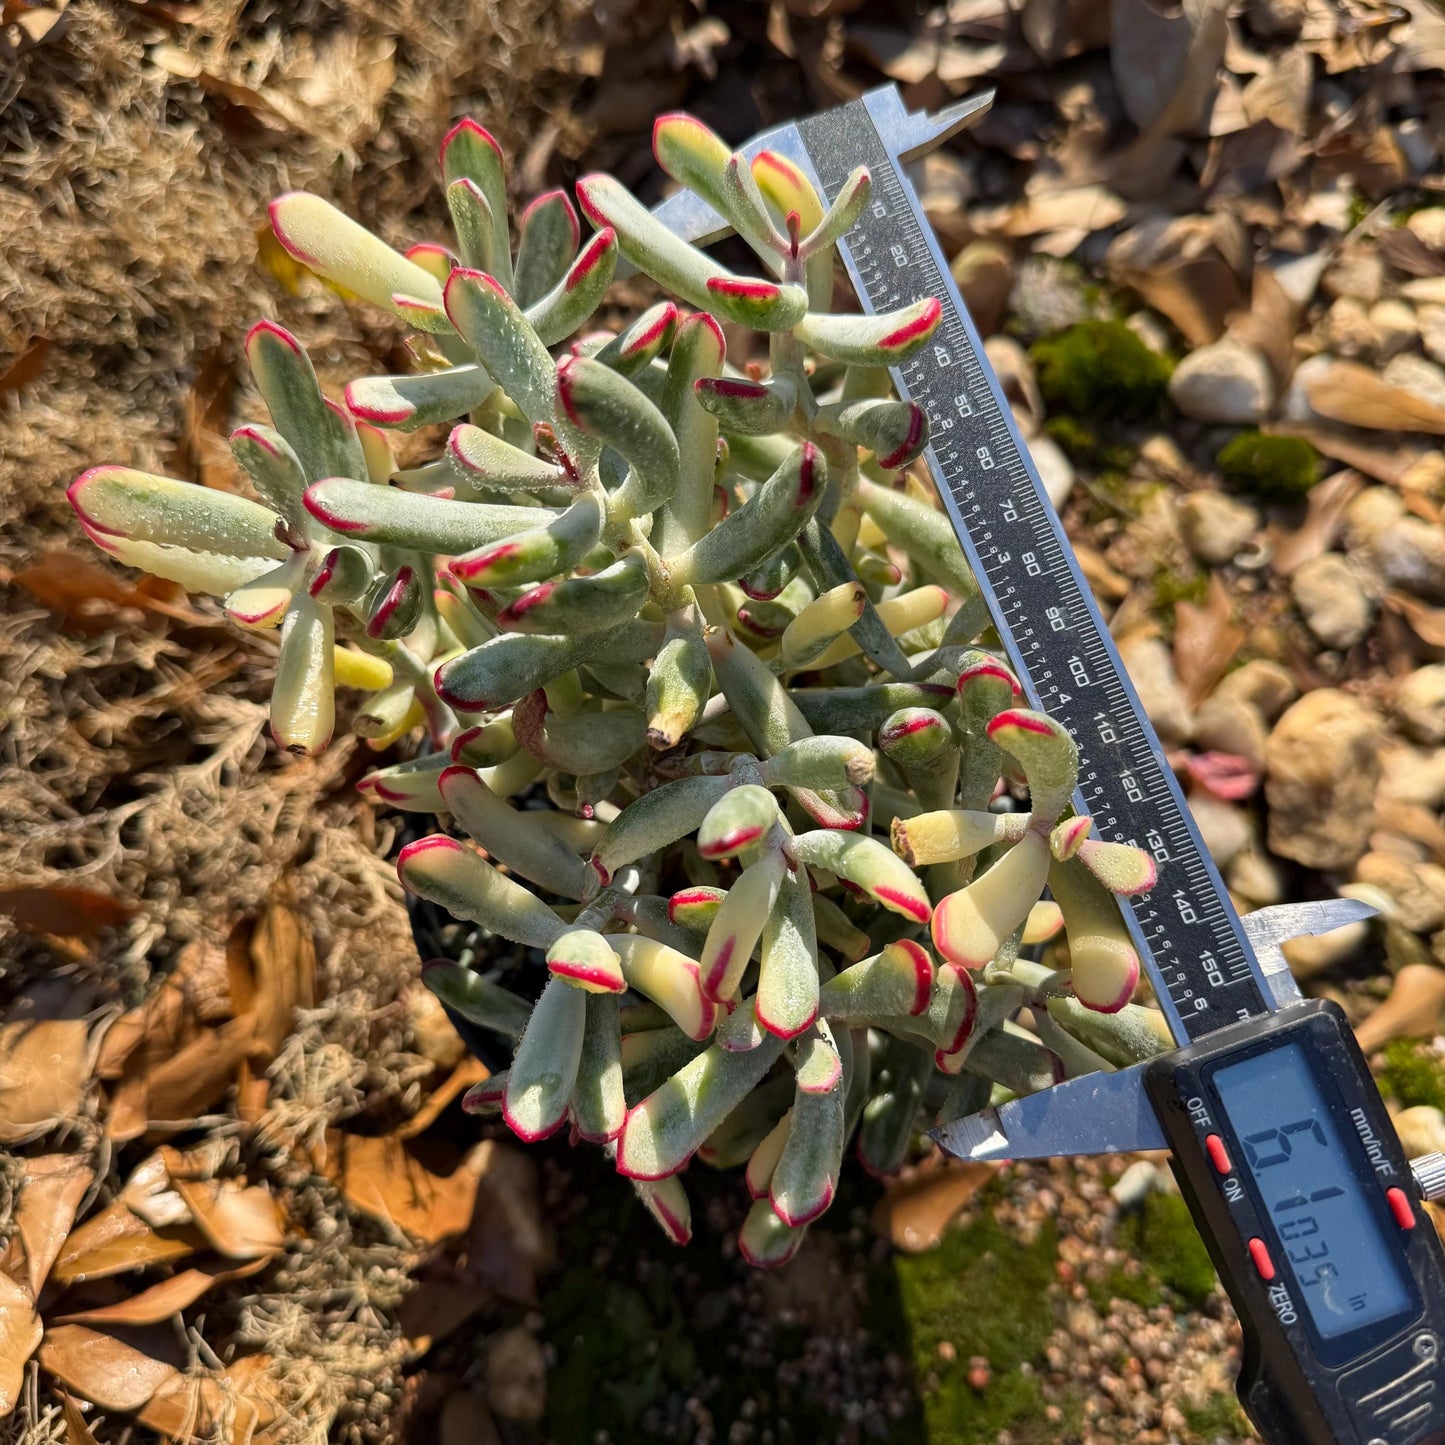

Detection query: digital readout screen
xmin=1213 ymin=1042 xmax=1413 ymax=1340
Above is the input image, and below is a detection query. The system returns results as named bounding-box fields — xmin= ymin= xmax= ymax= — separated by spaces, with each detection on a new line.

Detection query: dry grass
xmin=0 ymin=4 xmax=591 ymax=1436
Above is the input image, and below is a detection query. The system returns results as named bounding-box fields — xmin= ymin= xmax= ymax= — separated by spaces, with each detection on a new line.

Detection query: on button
xmin=1205 ymin=1134 xmax=1232 ymax=1175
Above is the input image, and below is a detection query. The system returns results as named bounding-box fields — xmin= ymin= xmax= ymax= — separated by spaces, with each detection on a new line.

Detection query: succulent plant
xmin=69 ymin=113 xmax=1164 ymax=1263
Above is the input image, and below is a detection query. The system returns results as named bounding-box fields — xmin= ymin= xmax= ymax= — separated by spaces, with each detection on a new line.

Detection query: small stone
xmin=485 ymin=1326 xmax=547 ymax=1424
xmin=1194 ymin=692 xmax=1268 ymax=771
xmin=1213 ymin=659 xmax=1297 ymax=721
xmin=1407 ymin=207 xmax=1445 ymax=253
xmin=950 ymin=240 xmax=1013 ymax=338
xmin=1375 ymin=517 xmax=1445 ymax=601
xmin=1008 ymin=255 xmax=1092 ymax=342
xmin=1228 ymin=847 xmax=1287 ymax=906
xmin=1419 ymin=306 xmax=1445 ymax=366
xmin=1290 ymin=553 xmax=1374 ymax=649
xmin=1177 ymin=490 xmax=1258 ymax=566
xmin=1125 ymin=310 xmax=1173 ymax=356
xmin=1323 ymin=251 xmax=1384 ymax=304
xmin=1029 ymin=432 xmax=1075 ymax=508
xmin=1281 ymin=919 xmax=1369 ymax=978
xmin=1394 ymin=666 xmax=1445 ymax=745
xmin=1370 ymin=300 xmax=1419 ymax=360
xmin=1119 ymin=634 xmax=1193 ymax=744
xmin=1394 ymin=1106 xmax=1445 ymax=1160
xmin=1321 ymin=296 xmax=1378 ymax=359
xmin=1399 ymin=451 xmax=1445 ymax=503
xmin=1264 ymin=689 xmax=1382 ymax=870
xmin=1344 ymin=486 xmax=1407 ymax=549
xmin=1167 ymin=339 xmax=1274 ymax=424
xmin=1280 ymin=353 xmax=1336 ymax=424
xmin=1189 ymin=793 xmax=1253 ymax=868
xmin=1355 ymin=852 xmax=1445 ymax=933
xmin=1383 ymin=353 xmax=1445 ymax=411
xmin=1379 ymin=744 xmax=1445 ymax=810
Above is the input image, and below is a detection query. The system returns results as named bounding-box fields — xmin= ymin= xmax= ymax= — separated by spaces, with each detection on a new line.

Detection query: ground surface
xmin=4 ymin=0 xmax=1445 ymax=1441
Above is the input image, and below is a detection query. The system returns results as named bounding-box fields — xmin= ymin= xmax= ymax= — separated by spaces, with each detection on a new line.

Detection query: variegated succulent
xmin=69 ymin=114 xmax=1165 ymax=1264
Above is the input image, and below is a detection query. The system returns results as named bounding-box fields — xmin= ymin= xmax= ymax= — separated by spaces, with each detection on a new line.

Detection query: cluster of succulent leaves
xmin=70 ymin=114 xmax=1166 ymax=1265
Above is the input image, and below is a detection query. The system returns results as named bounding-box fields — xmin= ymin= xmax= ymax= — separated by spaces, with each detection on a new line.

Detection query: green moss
xmin=1044 ymin=414 xmax=1138 ymax=471
xmin=1217 ymin=431 xmax=1319 ymax=498
xmin=1112 ymin=1191 xmax=1219 ymax=1309
xmin=1030 ymin=321 xmax=1172 ymax=419
xmin=1153 ymin=567 xmax=1210 ymax=611
xmin=890 ymin=1197 xmax=1078 ymax=1444
xmin=1378 ymin=1039 xmax=1445 ymax=1111
xmin=1182 ymin=1390 xmax=1249 ymax=1438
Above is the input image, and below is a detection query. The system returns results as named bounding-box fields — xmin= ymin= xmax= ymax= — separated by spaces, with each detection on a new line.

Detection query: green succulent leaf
xmin=422 ymin=960 xmax=533 ymax=1038
xmin=397 ymin=835 xmax=564 ymax=949
xmin=303 ymin=478 xmax=546 ymax=553
xmin=345 ymin=364 xmax=494 ymax=431
xmin=672 ymin=442 xmax=826 ymax=587
xmin=525 ymin=227 xmax=618 ymax=347
xmin=245 ymin=321 xmax=368 ymax=483
xmin=618 ymin=1032 xmax=786 ymax=1179
xmin=505 ymin=977 xmax=587 ymax=1141
xmin=444 ymin=268 xmax=556 ymax=426
xmin=269 ymin=191 xmax=449 ymax=329
xmin=514 ymin=188 xmax=581 ymax=308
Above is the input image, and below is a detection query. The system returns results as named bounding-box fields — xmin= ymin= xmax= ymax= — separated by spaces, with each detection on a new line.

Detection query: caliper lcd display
xmin=1213 ymin=1042 xmax=1415 ymax=1340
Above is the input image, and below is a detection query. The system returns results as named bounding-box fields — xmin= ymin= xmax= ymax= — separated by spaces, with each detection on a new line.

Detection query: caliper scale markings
xmin=793 ymin=96 xmax=1268 ymax=1043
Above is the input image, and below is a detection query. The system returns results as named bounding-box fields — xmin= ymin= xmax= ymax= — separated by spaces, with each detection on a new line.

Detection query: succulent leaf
xmin=515 ymin=188 xmax=582 ymax=307
xmin=270 ymin=191 xmax=449 ymax=327
xmin=397 ymin=835 xmax=564 ymax=949
xmin=505 ymin=976 xmax=586 ymax=1141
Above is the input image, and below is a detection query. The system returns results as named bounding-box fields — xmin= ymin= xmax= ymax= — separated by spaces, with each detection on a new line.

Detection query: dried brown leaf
xmin=1106 ymin=213 xmax=1249 ymax=346
xmin=228 ymin=904 xmax=315 ymax=1063
xmin=871 ymin=1159 xmax=996 ymax=1251
xmin=137 ymin=1356 xmax=278 ymax=1440
xmin=396 ymin=1281 xmax=488 ymax=1357
xmin=1275 ymin=425 xmax=1424 ymax=487
xmin=1174 ymin=574 xmax=1246 ymax=704
xmin=0 ymin=337 xmax=50 ymax=393
xmin=50 ymin=1201 xmax=203 ymax=1287
xmin=106 ymin=1015 xmax=260 ymax=1141
xmin=1227 ymin=263 xmax=1300 ymax=388
xmin=0 ymin=886 xmax=136 ymax=937
xmin=1305 ymin=361 xmax=1445 ymax=435
xmin=1110 ymin=0 xmax=1227 ymax=136
xmin=0 ymin=1019 xmax=92 ymax=1143
xmin=1385 ymin=591 xmax=1445 ymax=647
xmin=326 ymin=1134 xmax=481 ymax=1246
xmin=0 ymin=1271 xmax=42 ymax=1417
xmin=55 ymin=1254 xmax=269 ymax=1327
xmin=59 ymin=1392 xmax=100 ymax=1444
xmin=1270 ymin=468 xmax=1364 ymax=577
xmin=168 ymin=1176 xmax=284 ymax=1261
xmin=10 ymin=1153 xmax=95 ymax=1296
xmin=38 ymin=1324 xmax=182 ymax=1413
xmin=96 ymin=939 xmax=229 ymax=1081
xmin=394 ymin=1057 xmax=489 ymax=1141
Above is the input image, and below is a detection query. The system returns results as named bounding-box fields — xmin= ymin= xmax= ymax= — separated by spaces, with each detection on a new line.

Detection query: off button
xmin=1205 ymin=1133 xmax=1232 ymax=1175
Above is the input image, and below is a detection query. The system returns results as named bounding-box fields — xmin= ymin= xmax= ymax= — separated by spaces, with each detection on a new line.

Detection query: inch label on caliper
xmin=789 ymin=93 xmax=1268 ymax=1043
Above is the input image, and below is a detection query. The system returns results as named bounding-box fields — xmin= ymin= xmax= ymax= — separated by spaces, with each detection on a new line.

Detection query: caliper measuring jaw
xmin=932 ymin=898 xmax=1380 ymax=1164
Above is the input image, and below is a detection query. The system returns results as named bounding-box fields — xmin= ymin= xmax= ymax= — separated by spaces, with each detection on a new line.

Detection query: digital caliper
xmin=651 ymin=85 xmax=1445 ymax=1445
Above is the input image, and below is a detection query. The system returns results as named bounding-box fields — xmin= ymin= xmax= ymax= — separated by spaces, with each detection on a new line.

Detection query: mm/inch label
xmin=793 ymin=99 xmax=1267 ymax=1043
